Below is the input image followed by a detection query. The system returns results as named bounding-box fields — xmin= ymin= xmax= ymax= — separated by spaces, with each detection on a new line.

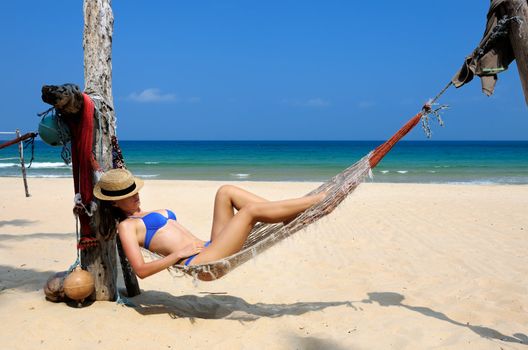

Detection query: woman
xmin=93 ymin=168 xmax=325 ymax=279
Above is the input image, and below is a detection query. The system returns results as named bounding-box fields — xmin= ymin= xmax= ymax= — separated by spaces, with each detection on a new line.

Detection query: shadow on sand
xmin=363 ymin=292 xmax=527 ymax=346
xmin=0 ymin=265 xmax=58 ymax=293
xmin=287 ymin=335 xmax=353 ymax=350
xmin=0 ymin=219 xmax=38 ymax=227
xmin=130 ymin=290 xmax=526 ymax=345
xmin=0 ymin=232 xmax=74 ymax=242
xmin=2 ymin=261 xmax=525 ymax=347
xmin=130 ymin=290 xmax=354 ymax=322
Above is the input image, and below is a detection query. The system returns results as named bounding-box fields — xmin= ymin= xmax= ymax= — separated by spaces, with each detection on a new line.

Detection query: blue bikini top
xmin=132 ymin=209 xmax=177 ymax=249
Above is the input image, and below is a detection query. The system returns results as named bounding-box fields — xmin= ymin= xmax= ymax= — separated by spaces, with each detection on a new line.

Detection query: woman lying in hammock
xmin=93 ymin=169 xmax=325 ymax=279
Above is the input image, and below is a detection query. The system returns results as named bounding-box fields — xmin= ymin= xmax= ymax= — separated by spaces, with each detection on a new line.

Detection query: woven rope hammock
xmin=142 ymin=97 xmax=446 ymax=281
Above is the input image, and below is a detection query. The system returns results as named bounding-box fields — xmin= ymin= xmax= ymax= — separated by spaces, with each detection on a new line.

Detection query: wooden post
xmin=81 ymin=0 xmax=140 ymax=300
xmin=501 ymin=0 xmax=528 ymax=105
xmin=116 ymin=237 xmax=141 ymax=297
xmin=16 ymin=130 xmax=30 ymax=197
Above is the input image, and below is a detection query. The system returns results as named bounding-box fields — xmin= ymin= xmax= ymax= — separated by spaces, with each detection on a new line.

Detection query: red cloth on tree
xmin=64 ymin=93 xmax=97 ymax=248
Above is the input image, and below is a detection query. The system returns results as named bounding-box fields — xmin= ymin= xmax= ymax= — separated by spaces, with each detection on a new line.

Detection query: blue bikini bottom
xmin=184 ymin=240 xmax=211 ymax=266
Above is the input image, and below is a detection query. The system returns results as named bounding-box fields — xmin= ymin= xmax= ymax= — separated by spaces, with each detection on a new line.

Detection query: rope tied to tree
xmin=74 ymin=193 xmax=97 ymax=217
xmin=419 ymin=78 xmax=452 ymax=137
xmin=420 ymin=97 xmax=449 ymax=138
xmin=67 ymin=216 xmax=82 ymax=273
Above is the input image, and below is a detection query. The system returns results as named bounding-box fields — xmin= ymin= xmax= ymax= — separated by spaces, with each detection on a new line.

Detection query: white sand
xmin=1 ymin=178 xmax=527 ymax=349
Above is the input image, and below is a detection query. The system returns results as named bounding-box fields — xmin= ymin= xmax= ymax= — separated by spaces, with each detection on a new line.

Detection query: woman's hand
xmin=179 ymin=240 xmax=206 ymax=259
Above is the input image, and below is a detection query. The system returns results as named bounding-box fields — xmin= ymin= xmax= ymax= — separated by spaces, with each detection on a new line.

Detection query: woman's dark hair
xmin=98 ymin=200 xmax=128 ymax=240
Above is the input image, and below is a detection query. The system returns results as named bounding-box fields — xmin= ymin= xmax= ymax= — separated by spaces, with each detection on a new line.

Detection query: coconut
xmin=44 ymin=271 xmax=68 ymax=302
xmin=63 ymin=267 xmax=95 ymax=301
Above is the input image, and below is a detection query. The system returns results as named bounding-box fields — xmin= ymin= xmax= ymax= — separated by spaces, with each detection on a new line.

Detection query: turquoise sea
xmin=0 ymin=140 xmax=527 ymax=184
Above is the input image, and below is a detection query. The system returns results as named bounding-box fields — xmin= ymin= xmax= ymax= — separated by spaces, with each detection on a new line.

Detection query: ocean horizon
xmin=0 ymin=140 xmax=527 ymax=184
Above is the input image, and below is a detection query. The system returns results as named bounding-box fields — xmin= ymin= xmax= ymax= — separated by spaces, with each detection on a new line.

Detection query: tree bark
xmin=83 ymin=0 xmax=114 ymax=100
xmin=82 ymin=0 xmax=140 ymax=300
xmin=502 ymin=0 xmax=528 ymax=105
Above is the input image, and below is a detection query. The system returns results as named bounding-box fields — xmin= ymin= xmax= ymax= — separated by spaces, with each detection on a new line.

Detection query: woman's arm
xmin=117 ymin=220 xmax=202 ymax=279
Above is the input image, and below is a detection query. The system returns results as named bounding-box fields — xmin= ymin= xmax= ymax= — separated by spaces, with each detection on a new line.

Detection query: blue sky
xmin=1 ymin=1 xmax=527 ymax=140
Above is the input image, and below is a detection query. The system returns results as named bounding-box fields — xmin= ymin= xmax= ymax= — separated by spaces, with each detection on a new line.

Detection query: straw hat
xmin=93 ymin=168 xmax=144 ymax=201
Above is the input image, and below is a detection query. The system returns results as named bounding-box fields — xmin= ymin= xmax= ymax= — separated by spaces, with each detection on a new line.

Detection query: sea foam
xmin=230 ymin=173 xmax=251 ymax=178
xmin=0 ymin=162 xmax=70 ymax=169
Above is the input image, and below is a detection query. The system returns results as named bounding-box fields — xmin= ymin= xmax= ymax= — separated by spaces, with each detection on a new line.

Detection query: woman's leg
xmin=191 ymin=192 xmax=325 ymax=265
xmin=211 ymin=185 xmax=268 ymax=240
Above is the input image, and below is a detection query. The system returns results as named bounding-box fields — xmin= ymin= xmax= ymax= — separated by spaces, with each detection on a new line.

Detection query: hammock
xmin=142 ymin=97 xmax=446 ymax=281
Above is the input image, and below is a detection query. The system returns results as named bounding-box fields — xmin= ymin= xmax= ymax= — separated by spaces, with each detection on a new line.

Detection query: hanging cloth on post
xmin=451 ymin=0 xmax=519 ymax=96
xmin=64 ymin=93 xmax=99 ymax=249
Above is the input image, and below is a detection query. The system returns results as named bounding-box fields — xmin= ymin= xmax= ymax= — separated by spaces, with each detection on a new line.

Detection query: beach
xmin=1 ymin=177 xmax=527 ymax=349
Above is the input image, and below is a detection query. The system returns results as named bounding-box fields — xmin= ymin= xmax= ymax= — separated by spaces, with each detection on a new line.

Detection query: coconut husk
xmin=43 ymin=271 xmax=68 ymax=302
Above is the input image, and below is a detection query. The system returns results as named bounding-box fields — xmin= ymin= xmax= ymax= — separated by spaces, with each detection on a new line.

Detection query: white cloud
xmin=358 ymin=101 xmax=375 ymax=109
xmin=305 ymin=98 xmax=330 ymax=107
xmin=127 ymin=88 xmax=178 ymax=103
xmin=284 ymin=97 xmax=331 ymax=108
